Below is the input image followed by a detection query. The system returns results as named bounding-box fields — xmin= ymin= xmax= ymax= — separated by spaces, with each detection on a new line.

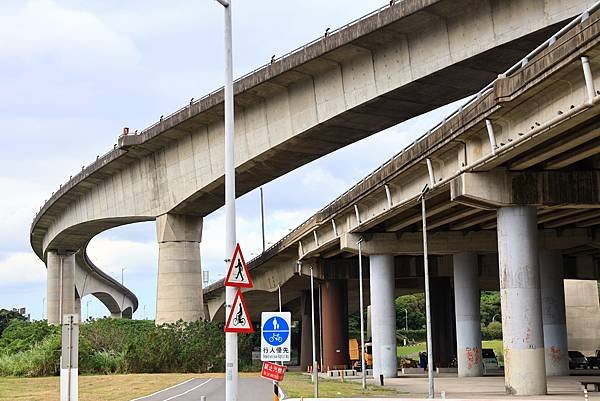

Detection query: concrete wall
xmin=565 ymin=279 xmax=600 ymax=355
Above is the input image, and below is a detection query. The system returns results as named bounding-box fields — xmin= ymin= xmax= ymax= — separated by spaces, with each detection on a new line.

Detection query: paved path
xmin=131 ymin=377 xmax=273 ymax=401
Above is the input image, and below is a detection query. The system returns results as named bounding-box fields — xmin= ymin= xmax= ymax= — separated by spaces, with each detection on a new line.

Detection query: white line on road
xmin=130 ymin=377 xmax=198 ymax=401
xmin=162 ymin=378 xmax=214 ymax=401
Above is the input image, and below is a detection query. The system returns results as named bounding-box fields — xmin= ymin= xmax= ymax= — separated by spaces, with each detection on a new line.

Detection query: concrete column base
xmin=156 ymin=214 xmax=204 ymax=325
xmin=498 ymin=206 xmax=547 ymax=395
xmin=453 ymin=253 xmax=483 ymax=377
xmin=369 ymin=254 xmax=397 ymax=378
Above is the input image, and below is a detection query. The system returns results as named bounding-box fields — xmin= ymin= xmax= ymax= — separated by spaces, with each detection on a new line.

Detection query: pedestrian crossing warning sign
xmin=224 ymin=243 xmax=253 ymax=288
xmin=225 ymin=288 xmax=254 ymax=333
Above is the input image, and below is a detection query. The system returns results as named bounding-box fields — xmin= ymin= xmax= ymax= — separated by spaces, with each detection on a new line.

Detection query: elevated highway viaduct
xmin=205 ymin=6 xmax=600 ymax=396
xmin=30 ymin=0 xmax=592 ymax=326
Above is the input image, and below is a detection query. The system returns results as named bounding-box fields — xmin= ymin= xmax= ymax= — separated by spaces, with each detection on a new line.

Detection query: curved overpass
xmin=30 ymin=0 xmax=593 ymax=323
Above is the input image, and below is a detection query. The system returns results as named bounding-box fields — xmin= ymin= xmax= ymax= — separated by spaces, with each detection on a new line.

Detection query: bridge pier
xmin=46 ymin=251 xmax=76 ymax=325
xmin=431 ymin=276 xmax=457 ymax=368
xmin=300 ymin=290 xmax=320 ymax=372
xmin=321 ymin=280 xmax=349 ymax=371
xmin=540 ymin=249 xmax=569 ymax=376
xmin=497 ymin=206 xmax=547 ymax=395
xmin=369 ymin=254 xmax=397 ymax=378
xmin=453 ymin=252 xmax=483 ymax=377
xmin=155 ymin=214 xmax=204 ymax=325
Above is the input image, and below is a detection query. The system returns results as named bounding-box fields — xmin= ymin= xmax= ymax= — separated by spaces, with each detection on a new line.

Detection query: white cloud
xmin=0 ymin=252 xmax=46 ymax=287
xmin=86 ymin=238 xmax=157 ymax=278
xmin=0 ymin=0 xmax=140 ymax=70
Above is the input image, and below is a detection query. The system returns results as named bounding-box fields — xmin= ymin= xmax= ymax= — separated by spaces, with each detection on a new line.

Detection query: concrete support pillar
xmin=453 ymin=253 xmax=483 ymax=377
xmin=369 ymin=254 xmax=397 ymax=378
xmin=156 ymin=214 xmax=204 ymax=325
xmin=431 ymin=276 xmax=457 ymax=368
xmin=46 ymin=251 xmax=76 ymax=325
xmin=300 ymin=290 xmax=320 ymax=372
xmin=497 ymin=206 xmax=546 ymax=395
xmin=540 ymin=250 xmax=569 ymax=376
xmin=321 ymin=280 xmax=349 ymax=371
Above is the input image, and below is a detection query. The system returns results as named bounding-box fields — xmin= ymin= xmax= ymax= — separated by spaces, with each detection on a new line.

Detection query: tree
xmin=0 ymin=309 xmax=25 ymax=337
xmin=480 ymin=291 xmax=501 ymax=326
xmin=395 ymin=294 xmax=426 ymax=330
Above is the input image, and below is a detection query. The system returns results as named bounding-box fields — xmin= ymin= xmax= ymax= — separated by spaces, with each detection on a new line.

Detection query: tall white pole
xmin=219 ymin=1 xmax=238 ymax=400
xmin=358 ymin=239 xmax=367 ymax=389
xmin=421 ymin=192 xmax=435 ymax=398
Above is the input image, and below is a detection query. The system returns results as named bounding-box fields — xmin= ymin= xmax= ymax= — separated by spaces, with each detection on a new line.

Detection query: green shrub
xmin=481 ymin=321 xmax=502 ymax=340
xmin=0 ymin=333 xmax=61 ymax=377
xmin=397 ymin=329 xmax=427 ymax=342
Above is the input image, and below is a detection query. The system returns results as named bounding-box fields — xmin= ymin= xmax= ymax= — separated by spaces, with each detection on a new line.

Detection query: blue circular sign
xmin=262 ymin=316 xmax=289 ymax=346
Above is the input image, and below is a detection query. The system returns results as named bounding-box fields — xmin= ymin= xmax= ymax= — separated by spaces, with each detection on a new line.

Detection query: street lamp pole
xmin=215 ymin=2 xmax=238 ymax=401
xmin=421 ymin=186 xmax=435 ymax=398
xmin=86 ymin=300 xmax=91 ymax=321
xmin=404 ymin=308 xmax=408 ymax=332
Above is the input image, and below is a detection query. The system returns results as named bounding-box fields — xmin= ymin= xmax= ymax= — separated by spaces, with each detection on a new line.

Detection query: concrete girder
xmin=451 ymin=171 xmax=600 ymax=209
xmin=339 ymin=229 xmax=595 ymax=256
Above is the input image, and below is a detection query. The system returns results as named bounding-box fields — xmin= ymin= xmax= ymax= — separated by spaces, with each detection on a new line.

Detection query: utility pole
xmin=215 ymin=2 xmax=238 ymax=401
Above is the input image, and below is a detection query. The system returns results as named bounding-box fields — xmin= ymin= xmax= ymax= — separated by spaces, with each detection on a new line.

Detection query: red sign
xmin=261 ymin=361 xmax=286 ymax=382
xmin=224 ymin=243 xmax=253 ymax=288
xmin=224 ymin=288 xmax=254 ymax=333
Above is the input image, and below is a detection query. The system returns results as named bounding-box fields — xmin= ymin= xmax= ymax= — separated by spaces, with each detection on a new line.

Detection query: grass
xmin=280 ymin=372 xmax=402 ymax=398
xmin=397 ymin=340 xmax=505 ymax=366
xmin=0 ymin=373 xmax=229 ymax=401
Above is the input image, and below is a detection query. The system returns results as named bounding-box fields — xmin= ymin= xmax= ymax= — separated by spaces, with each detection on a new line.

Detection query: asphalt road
xmin=132 ymin=377 xmax=274 ymax=401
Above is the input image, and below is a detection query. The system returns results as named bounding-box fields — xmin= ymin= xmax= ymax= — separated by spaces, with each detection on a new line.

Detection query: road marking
xmin=162 ymin=378 xmax=213 ymax=401
xmin=129 ymin=378 xmax=197 ymax=401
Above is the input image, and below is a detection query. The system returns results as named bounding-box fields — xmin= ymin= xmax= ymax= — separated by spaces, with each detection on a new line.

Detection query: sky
xmin=0 ymin=0 xmax=467 ymax=320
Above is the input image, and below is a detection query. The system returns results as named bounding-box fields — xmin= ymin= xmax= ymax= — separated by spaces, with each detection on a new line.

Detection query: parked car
xmin=482 ymin=348 xmax=499 ymax=371
xmin=585 ymin=350 xmax=600 ymax=369
xmin=568 ymin=351 xmax=589 ymax=369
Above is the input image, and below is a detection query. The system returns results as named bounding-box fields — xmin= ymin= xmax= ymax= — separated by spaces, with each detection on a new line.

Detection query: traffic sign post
xmin=224 ymin=243 xmax=253 ymax=288
xmin=260 ymin=312 xmax=291 ymax=361
xmin=225 ymin=289 xmax=254 ymax=333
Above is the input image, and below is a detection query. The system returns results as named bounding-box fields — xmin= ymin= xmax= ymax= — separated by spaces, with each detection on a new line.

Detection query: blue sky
xmin=0 ymin=0 xmax=464 ymax=320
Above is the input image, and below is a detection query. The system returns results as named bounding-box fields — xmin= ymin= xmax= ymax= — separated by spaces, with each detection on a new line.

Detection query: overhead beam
xmin=451 ymin=171 xmax=600 ymax=209
xmin=339 ymin=229 xmax=594 ymax=256
xmin=509 ymin=125 xmax=600 ymax=170
xmin=450 ymin=212 xmax=496 ymax=230
xmin=385 ymin=202 xmax=453 ymax=232
xmin=544 ymin=139 xmax=600 ymax=169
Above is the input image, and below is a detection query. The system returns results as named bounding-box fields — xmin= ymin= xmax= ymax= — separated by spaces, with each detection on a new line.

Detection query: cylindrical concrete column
xmin=497 ymin=206 xmax=546 ymax=395
xmin=156 ymin=214 xmax=204 ymax=325
xmin=46 ymin=251 xmax=76 ymax=325
xmin=453 ymin=253 xmax=483 ymax=377
xmin=321 ymin=280 xmax=349 ymax=371
xmin=369 ymin=254 xmax=397 ymax=378
xmin=540 ymin=249 xmax=569 ymax=376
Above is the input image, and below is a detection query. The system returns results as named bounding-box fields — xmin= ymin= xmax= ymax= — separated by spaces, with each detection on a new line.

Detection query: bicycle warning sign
xmin=225 ymin=289 xmax=254 ymax=333
xmin=261 ymin=311 xmax=291 ymax=361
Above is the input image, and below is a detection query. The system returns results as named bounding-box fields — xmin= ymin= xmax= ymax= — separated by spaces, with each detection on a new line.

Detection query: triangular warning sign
xmin=225 ymin=289 xmax=254 ymax=333
xmin=224 ymin=243 xmax=253 ymax=288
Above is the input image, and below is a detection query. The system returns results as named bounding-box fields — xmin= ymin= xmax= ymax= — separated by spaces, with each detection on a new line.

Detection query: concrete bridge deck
xmin=30 ymin=0 xmax=593 ymax=322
